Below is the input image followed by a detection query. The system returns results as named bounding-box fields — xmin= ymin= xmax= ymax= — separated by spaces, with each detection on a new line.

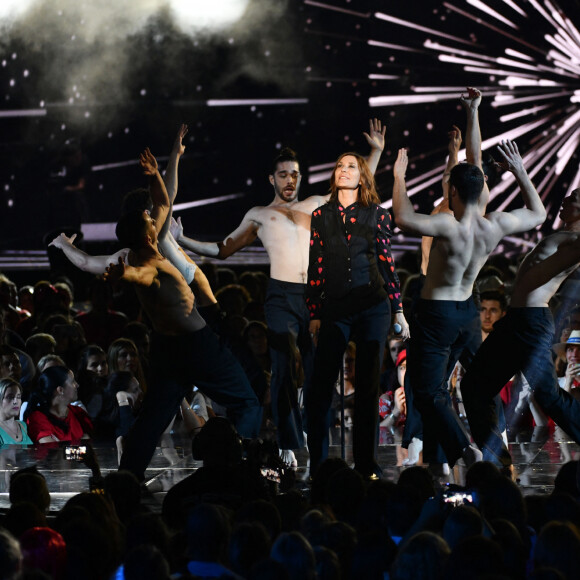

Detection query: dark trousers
xmin=306 ymin=300 xmax=390 ymax=476
xmin=119 ymin=325 xmax=262 ymax=481
xmin=264 ymin=279 xmax=314 ymax=449
xmin=407 ymin=298 xmax=480 ymax=465
xmin=462 ymin=307 xmax=580 ymax=466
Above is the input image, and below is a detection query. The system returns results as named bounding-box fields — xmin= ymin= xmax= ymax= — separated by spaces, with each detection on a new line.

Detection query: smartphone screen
xmin=64 ymin=445 xmax=87 ymax=461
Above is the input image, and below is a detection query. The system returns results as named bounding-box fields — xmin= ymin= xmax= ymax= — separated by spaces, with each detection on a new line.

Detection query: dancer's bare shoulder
xmin=512 ymin=231 xmax=580 ymax=307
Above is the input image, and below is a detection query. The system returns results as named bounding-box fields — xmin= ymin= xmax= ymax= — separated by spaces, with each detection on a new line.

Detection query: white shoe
xmin=402 ymin=437 xmax=423 ymax=466
xmin=461 ymin=444 xmax=483 ymax=467
xmin=427 ymin=462 xmax=450 ymax=477
xmin=279 ymin=449 xmax=298 ymax=469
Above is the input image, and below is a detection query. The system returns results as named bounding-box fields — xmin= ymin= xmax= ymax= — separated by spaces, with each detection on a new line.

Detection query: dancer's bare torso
xmin=511 ymin=230 xmax=580 ymax=308
xmin=422 ymin=212 xmax=509 ymax=301
xmin=240 ymin=195 xmax=329 ymax=284
xmin=127 ymin=251 xmax=206 ymax=335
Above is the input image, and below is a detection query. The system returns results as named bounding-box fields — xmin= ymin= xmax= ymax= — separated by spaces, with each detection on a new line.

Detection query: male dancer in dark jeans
xmin=462 ymin=188 xmax=580 ymax=466
xmin=104 ymin=148 xmax=261 ymax=481
xmin=173 ymin=121 xmax=389 ymax=466
xmin=392 ymin=133 xmax=546 ymax=470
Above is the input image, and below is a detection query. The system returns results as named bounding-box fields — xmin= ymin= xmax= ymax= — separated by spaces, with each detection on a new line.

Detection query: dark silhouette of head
xmin=115 ymin=210 xmax=149 ymax=251
xmin=449 ymin=163 xmax=485 ymax=206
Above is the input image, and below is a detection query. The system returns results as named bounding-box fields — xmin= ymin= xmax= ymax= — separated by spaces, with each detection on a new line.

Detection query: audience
xmin=0 ymin=243 xmax=577 ymax=580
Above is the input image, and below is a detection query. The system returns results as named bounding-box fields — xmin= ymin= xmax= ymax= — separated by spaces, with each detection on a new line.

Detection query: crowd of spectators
xmin=0 ymin=241 xmax=578 ymax=578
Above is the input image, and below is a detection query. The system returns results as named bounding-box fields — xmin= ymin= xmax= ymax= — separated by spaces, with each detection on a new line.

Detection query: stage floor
xmin=0 ymin=430 xmax=575 ymax=513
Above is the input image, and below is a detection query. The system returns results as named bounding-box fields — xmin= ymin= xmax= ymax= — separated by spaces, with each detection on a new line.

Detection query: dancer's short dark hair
xmin=449 ymin=163 xmax=484 ymax=205
xmin=116 ymin=211 xmax=148 ymax=250
xmin=271 ymin=148 xmax=299 ymax=175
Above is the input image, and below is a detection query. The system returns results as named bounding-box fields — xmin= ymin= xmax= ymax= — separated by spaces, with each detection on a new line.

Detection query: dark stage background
xmin=1 ymin=0 xmax=579 ymax=267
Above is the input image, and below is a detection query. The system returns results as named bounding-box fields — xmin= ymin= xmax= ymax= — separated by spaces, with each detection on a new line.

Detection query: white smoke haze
xmin=0 ymin=1 xmax=251 ymax=41
xmin=0 ymin=0 xmax=296 ymax=136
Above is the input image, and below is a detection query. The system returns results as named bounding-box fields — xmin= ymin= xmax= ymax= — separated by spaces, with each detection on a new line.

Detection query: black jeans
xmin=407 ymin=298 xmax=480 ymax=465
xmin=462 ymin=307 xmax=580 ymax=466
xmin=306 ymin=299 xmax=390 ymax=476
xmin=119 ymin=325 xmax=262 ymax=480
xmin=264 ymin=279 xmax=314 ymax=449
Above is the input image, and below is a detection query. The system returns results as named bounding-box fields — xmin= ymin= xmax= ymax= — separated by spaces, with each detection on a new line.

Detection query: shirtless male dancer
xmin=173 ymin=120 xmax=399 ymax=465
xmin=392 ymin=132 xmax=546 ymax=470
xmin=461 ymin=188 xmax=580 ymax=466
xmin=103 ymin=148 xmax=261 ymax=481
xmin=49 ymin=125 xmax=217 ymax=307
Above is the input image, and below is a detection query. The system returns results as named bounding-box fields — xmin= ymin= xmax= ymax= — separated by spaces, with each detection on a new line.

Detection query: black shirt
xmin=306 ymin=200 xmax=402 ymax=320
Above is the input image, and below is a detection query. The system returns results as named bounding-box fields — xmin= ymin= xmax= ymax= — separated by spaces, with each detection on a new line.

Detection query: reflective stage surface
xmin=0 ymin=429 xmax=576 ymax=513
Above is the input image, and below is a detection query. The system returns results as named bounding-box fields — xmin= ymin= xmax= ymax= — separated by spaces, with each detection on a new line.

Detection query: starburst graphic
xmin=305 ymin=0 xmax=580 ymax=249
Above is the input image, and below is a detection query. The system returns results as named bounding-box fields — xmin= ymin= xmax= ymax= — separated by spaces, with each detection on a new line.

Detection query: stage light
xmin=0 ymin=0 xmax=36 ymax=21
xmin=167 ymin=0 xmax=250 ymax=31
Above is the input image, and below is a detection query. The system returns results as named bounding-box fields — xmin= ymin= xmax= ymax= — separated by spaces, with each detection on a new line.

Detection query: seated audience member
xmin=0 ymin=528 xmax=22 ymax=580
xmin=58 ymin=491 xmax=124 ymax=578
xmin=45 ymin=317 xmax=86 ymax=370
xmin=121 ymin=321 xmax=151 ymax=364
xmin=78 ymin=344 xmax=108 ymax=380
xmin=0 ymin=346 xmax=22 ymax=385
xmin=554 ymin=330 xmax=580 ymax=395
xmin=379 ymin=349 xmax=410 ymax=465
xmin=123 ymin=545 xmax=172 ymax=580
xmin=108 ymin=337 xmax=148 ymax=394
xmin=243 ymin=321 xmax=271 ymax=384
xmin=9 ymin=466 xmax=51 ymax=512
xmin=236 ymin=499 xmax=282 ymax=543
xmin=53 ymin=278 xmax=77 ymax=317
xmin=391 ymin=531 xmax=450 ymax=580
xmin=25 ymin=366 xmax=92 ymax=443
xmin=16 ymin=280 xmax=59 ymax=340
xmin=162 ymin=417 xmax=269 ymax=531
xmin=100 ymin=371 xmax=143 ymax=439
xmin=380 ymin=333 xmax=405 ymax=394
xmin=36 ymin=354 xmax=66 ymax=374
xmin=18 ymin=285 xmax=34 ymax=316
xmin=331 ymin=342 xmax=356 ymax=439
xmin=20 ymin=526 xmax=67 ymax=580
xmin=0 ymin=378 xmax=33 ymax=444
xmin=75 ymin=277 xmax=128 ymax=349
xmin=27 ymin=354 xmax=67 ymax=420
xmin=103 ymin=471 xmax=143 ymax=525
xmin=3 ymin=502 xmax=47 ymax=539
xmin=228 ymin=522 xmax=272 ymax=578
xmin=441 ymin=504 xmax=483 ymax=550
xmin=25 ymin=333 xmax=56 ymax=367
xmin=270 ymin=532 xmax=316 ymax=580
xmin=532 ymin=520 xmax=580 ymax=579
xmin=0 ymin=274 xmax=26 ymax=330
xmin=479 ymin=289 xmax=507 ymax=342
xmin=76 ymin=344 xmax=109 ymax=419
xmin=184 ymin=502 xmax=241 ymax=579
xmin=444 ymin=535 xmax=505 ymax=578
xmin=350 ymin=530 xmax=396 ymax=580
xmin=0 ymin=319 xmax=35 ymax=391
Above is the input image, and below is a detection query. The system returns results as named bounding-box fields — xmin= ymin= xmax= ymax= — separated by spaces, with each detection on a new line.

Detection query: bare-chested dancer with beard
xmin=174 ymin=121 xmax=403 ymax=466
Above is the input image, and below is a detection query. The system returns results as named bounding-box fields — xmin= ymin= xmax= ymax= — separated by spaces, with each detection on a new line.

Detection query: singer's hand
xmin=393 ymin=312 xmax=410 ymax=341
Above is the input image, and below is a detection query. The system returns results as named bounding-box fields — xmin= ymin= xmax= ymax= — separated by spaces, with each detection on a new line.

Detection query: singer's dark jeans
xmin=306 ymin=300 xmax=389 ymax=477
